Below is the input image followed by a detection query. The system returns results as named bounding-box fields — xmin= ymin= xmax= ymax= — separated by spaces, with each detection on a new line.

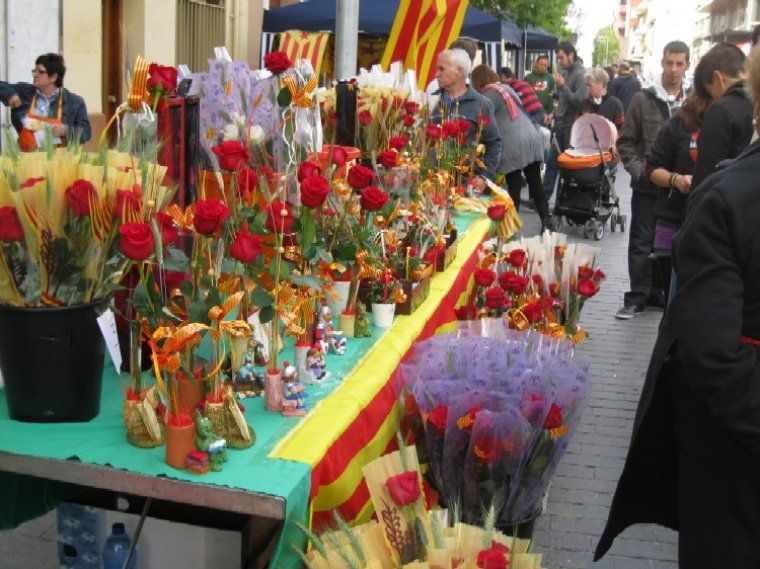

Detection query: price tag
xmin=97 ymin=308 xmax=122 ymax=372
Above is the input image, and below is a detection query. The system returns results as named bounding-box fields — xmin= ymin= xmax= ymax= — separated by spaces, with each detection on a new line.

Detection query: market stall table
xmin=0 ymin=212 xmax=490 ymax=569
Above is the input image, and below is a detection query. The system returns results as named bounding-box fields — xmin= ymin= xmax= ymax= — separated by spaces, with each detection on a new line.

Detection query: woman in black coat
xmin=596 ymin=45 xmax=760 ymax=568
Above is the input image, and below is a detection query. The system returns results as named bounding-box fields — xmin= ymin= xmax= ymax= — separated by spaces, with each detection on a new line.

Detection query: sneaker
xmin=615 ymin=305 xmax=644 ymax=320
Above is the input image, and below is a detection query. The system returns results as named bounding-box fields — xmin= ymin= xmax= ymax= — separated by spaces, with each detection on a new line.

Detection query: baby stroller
xmin=552 ymin=114 xmax=625 ymax=241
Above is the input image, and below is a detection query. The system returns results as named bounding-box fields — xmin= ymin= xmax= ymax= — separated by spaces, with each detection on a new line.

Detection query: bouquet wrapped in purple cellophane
xmin=399 ymin=324 xmax=590 ymax=526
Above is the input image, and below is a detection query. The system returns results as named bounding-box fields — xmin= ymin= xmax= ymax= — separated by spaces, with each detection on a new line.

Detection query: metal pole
xmin=335 ymin=0 xmax=359 ymax=80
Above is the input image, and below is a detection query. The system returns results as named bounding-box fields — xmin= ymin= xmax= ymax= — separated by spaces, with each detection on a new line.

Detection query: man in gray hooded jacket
xmin=615 ymin=41 xmax=690 ymax=319
xmin=543 ymin=41 xmax=587 ymax=199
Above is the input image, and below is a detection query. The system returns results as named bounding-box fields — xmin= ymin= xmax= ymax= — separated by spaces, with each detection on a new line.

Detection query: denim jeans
xmin=624 ymin=191 xmax=658 ymax=308
xmin=542 ymin=125 xmax=568 ymax=201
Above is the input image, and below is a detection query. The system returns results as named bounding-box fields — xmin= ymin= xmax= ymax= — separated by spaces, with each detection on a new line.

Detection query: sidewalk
xmin=528 ymin=171 xmax=679 ymax=568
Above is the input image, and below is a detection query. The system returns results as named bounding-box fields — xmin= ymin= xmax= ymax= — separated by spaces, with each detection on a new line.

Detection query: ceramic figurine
xmin=281 ymin=362 xmax=308 ymax=417
xmin=123 ymin=386 xmax=165 ymax=448
xmin=354 ymin=302 xmax=372 ymax=338
xmin=305 ymin=344 xmax=331 ymax=384
xmin=194 ymin=410 xmax=228 ymax=472
xmin=203 ymin=386 xmax=256 ymax=449
xmin=316 ymin=305 xmax=347 ymax=355
xmin=233 ymin=343 xmax=266 ymax=398
xmin=186 ymin=450 xmax=211 ymax=474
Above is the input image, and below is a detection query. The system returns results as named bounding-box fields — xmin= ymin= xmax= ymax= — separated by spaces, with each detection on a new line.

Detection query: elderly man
xmin=0 ymin=53 xmax=90 ymax=150
xmin=432 ymin=48 xmax=502 ymax=187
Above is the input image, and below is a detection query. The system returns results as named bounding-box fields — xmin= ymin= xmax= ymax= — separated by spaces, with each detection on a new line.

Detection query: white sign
xmin=97 ymin=308 xmax=122 ymax=372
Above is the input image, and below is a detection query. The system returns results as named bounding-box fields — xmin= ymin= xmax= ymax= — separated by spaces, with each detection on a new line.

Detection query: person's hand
xmin=8 ymin=94 xmax=21 ymax=109
xmin=52 ymin=123 xmax=67 ymax=137
xmin=674 ymin=173 xmax=692 ymax=194
xmin=544 ymin=113 xmax=553 ymax=126
xmin=554 ymin=70 xmax=565 ymax=88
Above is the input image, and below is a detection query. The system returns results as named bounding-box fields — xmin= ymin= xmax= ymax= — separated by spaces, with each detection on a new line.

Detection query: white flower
xmin=248 ymin=125 xmax=266 ymax=145
xmin=222 ymin=123 xmax=239 ymax=141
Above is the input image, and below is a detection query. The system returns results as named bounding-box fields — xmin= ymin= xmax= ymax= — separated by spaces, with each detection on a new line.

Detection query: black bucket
xmin=0 ymin=298 xmax=110 ymax=422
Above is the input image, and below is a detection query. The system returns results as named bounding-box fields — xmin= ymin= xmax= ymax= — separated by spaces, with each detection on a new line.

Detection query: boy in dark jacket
xmin=616 ymin=41 xmax=690 ymax=319
xmin=691 ymin=43 xmax=754 ymax=188
xmin=608 ymin=62 xmax=641 ymax=111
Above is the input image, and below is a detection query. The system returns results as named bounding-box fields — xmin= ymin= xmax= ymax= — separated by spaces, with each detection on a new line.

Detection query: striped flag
xmin=381 ymin=0 xmax=470 ymax=89
xmin=278 ymin=30 xmax=331 ymax=73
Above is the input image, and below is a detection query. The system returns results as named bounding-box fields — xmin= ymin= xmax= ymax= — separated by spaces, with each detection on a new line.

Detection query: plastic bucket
xmin=0 ymin=298 xmax=110 ymax=422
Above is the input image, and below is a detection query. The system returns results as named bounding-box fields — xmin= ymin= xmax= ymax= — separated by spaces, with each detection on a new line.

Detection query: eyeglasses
xmin=31 ymin=68 xmax=48 ymax=75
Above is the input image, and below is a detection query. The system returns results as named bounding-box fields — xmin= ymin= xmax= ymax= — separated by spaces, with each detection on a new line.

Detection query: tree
xmin=471 ymin=0 xmax=574 ymax=38
xmin=592 ymin=27 xmax=621 ymax=67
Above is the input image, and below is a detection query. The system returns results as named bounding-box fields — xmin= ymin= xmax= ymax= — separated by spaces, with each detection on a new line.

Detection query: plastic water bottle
xmin=102 ymin=523 xmax=137 ymax=569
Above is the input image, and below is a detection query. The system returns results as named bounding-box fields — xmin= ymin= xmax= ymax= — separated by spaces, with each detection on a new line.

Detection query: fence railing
xmin=176 ymin=0 xmax=227 ymax=72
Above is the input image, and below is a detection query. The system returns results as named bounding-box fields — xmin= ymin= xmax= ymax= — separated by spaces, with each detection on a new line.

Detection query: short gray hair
xmin=439 ymin=48 xmax=472 ymax=77
xmin=585 ymin=68 xmax=610 ymax=87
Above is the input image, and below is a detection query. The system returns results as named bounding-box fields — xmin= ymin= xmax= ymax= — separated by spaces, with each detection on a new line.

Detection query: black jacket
xmin=596 ymin=140 xmax=760 ymax=560
xmin=608 ymin=73 xmax=641 ymax=112
xmin=579 ymin=94 xmax=624 ymax=129
xmin=617 ymin=87 xmax=672 ymax=196
xmin=691 ymin=81 xmax=753 ymax=188
xmin=645 ymin=116 xmax=697 ymax=227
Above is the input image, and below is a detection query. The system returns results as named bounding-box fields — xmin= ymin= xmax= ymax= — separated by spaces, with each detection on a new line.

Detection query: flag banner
xmin=381 ymin=0 xmax=470 ymax=89
xmin=278 ymin=30 xmax=331 ymax=74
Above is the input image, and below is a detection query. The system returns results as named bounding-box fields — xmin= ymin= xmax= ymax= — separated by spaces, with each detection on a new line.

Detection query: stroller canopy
xmin=565 ymin=114 xmax=618 ymax=157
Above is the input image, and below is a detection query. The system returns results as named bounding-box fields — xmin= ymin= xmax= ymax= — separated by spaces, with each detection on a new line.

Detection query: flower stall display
xmin=400 ymin=328 xmax=590 ymax=531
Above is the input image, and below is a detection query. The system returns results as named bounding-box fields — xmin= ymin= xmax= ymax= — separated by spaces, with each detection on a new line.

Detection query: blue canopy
xmin=262 ymin=0 xmax=551 ymax=48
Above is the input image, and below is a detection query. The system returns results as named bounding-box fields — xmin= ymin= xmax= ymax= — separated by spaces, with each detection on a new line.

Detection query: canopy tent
xmin=262 ymin=0 xmax=556 ymax=50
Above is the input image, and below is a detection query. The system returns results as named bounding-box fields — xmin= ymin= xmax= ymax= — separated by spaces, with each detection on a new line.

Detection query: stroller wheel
xmin=594 ymin=221 xmax=605 ymax=241
xmin=618 ymin=214 xmax=627 ymax=232
xmin=610 ymin=213 xmax=617 ymax=232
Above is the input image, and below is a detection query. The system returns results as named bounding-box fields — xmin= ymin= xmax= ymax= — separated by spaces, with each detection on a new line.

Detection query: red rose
xmin=193 ymin=199 xmax=229 ymax=235
xmin=426 ymin=124 xmax=442 ymax=140
xmin=578 ymin=265 xmax=594 ymax=280
xmin=487 ymin=204 xmax=506 ymax=221
xmin=549 ymin=282 xmax=561 ymax=297
xmin=500 ymin=272 xmax=529 ymax=295
xmin=454 ymin=304 xmax=476 ymax=321
xmin=212 ymin=141 xmax=250 ymax=172
xmin=360 ymin=186 xmax=389 ymax=212
xmin=473 ymin=437 xmax=503 ymax=463
xmin=229 ymin=222 xmax=262 ymax=263
xmin=358 ymin=110 xmax=373 ymax=126
xmin=163 ymin=270 xmax=185 ymax=292
xmin=266 ymin=199 xmax=294 ymax=234
xmin=404 ymin=101 xmax=420 ymax=114
xmin=577 ymin=278 xmax=600 ymax=298
xmin=531 ymin=274 xmax=544 ymax=293
xmin=428 ymin=405 xmax=448 ymax=434
xmin=456 ymin=119 xmax=472 ymax=134
xmin=506 ymin=249 xmax=526 ymax=268
xmin=114 ymin=189 xmax=142 ymax=219
xmin=442 ymin=121 xmax=459 ymax=140
xmin=236 ymin=167 xmax=258 ymax=198
xmin=260 ymin=165 xmax=275 ymax=183
xmin=65 ymin=179 xmax=97 ymax=217
xmin=0 ymin=207 xmax=24 ymax=242
xmin=478 ymin=115 xmax=492 ymax=129
xmin=474 ymin=268 xmax=496 ymax=288
xmin=522 ymin=300 xmax=544 ymax=323
xmin=347 ymin=164 xmax=374 ymax=189
xmin=385 ymin=471 xmax=421 ymax=507
xmin=147 ymin=64 xmax=178 ymax=93
xmin=554 ymin=245 xmax=565 ymax=260
xmin=477 ymin=548 xmax=509 ymax=569
xmin=485 ymin=287 xmax=507 ymax=310
xmin=298 ymin=161 xmax=322 ymax=182
xmin=401 ymin=114 xmax=415 ymax=127
xmin=388 ymin=136 xmax=407 ymax=151
xmin=157 ymin=212 xmax=178 ymax=246
xmin=543 ymin=403 xmax=563 ymax=430
xmin=594 ymin=269 xmax=607 ymax=282
xmin=332 ymin=147 xmax=348 ymax=167
xmin=424 ymin=246 xmax=442 ymax=264
xmin=379 ymin=150 xmax=398 ymax=169
xmin=300 ymin=175 xmax=329 ymax=208
xmin=263 ymin=50 xmax=291 ymax=75
xmin=119 ymin=222 xmax=155 ymax=261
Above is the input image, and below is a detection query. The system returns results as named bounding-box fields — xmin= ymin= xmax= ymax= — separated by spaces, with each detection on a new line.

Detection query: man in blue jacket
xmin=0 ymin=53 xmax=90 ymax=150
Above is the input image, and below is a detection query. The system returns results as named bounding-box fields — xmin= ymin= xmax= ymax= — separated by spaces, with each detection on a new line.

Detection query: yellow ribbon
xmin=281 ymin=74 xmax=319 ymax=108
xmin=97 ymin=56 xmax=152 ymax=149
xmin=355 ymin=248 xmax=382 ymax=280
xmin=149 ymin=322 xmax=210 ymax=395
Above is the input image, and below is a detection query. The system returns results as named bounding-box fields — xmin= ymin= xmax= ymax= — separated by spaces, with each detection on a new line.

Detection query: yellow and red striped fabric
xmin=270 ymin=218 xmax=489 ymax=529
xmin=278 ymin=30 xmax=331 ymax=73
xmin=380 ymin=0 xmax=470 ymax=89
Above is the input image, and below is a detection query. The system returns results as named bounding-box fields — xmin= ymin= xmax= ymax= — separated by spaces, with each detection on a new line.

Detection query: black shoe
xmin=646 ymin=292 xmax=666 ymax=310
xmin=521 ymin=198 xmax=536 ymax=211
xmin=615 ymin=305 xmax=644 ymax=320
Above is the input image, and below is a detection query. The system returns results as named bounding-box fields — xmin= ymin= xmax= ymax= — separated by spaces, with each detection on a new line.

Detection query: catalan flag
xmin=278 ymin=30 xmax=331 ymax=73
xmin=381 ymin=0 xmax=470 ymax=90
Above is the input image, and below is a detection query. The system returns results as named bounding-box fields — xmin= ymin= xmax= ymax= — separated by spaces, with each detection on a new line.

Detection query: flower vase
xmin=199 ymin=170 xmax=231 ymax=204
xmin=338 ymin=311 xmax=356 ymax=338
xmin=123 ymin=389 xmax=165 ymax=448
xmin=176 ymin=370 xmax=205 ymax=416
xmin=371 ymin=303 xmax=396 ymax=328
xmin=294 ymin=343 xmax=310 ymax=370
xmin=265 ymin=368 xmax=283 ymax=412
xmin=327 ymin=280 xmax=352 ymax=317
xmin=165 ymin=417 xmax=196 ymax=469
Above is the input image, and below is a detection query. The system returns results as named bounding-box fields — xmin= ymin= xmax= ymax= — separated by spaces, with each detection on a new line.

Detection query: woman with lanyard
xmin=0 ymin=53 xmax=91 ymax=150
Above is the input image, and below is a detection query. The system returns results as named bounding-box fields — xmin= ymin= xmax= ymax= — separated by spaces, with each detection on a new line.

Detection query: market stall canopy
xmin=262 ymin=0 xmax=543 ymax=48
